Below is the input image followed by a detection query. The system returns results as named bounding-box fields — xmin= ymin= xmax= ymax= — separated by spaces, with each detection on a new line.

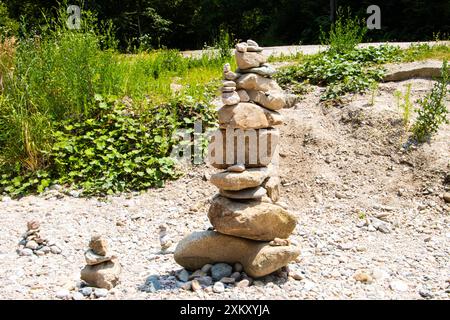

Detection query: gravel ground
xmin=0 ymin=79 xmax=449 ymax=300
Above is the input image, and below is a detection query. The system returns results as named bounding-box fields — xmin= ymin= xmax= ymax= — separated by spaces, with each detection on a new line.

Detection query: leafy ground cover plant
xmin=411 ymin=60 xmax=449 ymax=143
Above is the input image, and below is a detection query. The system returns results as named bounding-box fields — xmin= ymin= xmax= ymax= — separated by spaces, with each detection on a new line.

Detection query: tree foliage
xmin=1 ymin=0 xmax=449 ymax=50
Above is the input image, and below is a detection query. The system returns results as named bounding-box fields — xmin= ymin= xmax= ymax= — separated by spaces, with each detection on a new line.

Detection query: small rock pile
xmin=80 ymin=235 xmax=121 ymax=290
xmin=17 ymin=221 xmax=62 ymax=256
xmin=174 ymin=40 xmax=300 ymax=281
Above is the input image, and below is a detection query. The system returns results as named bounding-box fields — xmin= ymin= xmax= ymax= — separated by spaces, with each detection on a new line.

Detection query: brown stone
xmin=263 ymin=176 xmax=281 ymax=202
xmin=210 ymin=167 xmax=271 ymax=191
xmin=174 ymin=231 xmax=300 ymax=278
xmin=80 ymin=258 xmax=121 ymax=289
xmin=89 ymin=235 xmax=109 ymax=256
xmin=247 ymin=90 xmax=286 ymax=111
xmin=208 ymin=195 xmax=297 ymax=241
xmin=219 ymin=186 xmax=267 ymax=199
xmin=85 ymin=249 xmax=114 ymax=266
xmin=236 ymin=73 xmax=282 ymax=92
xmin=235 ymin=51 xmax=267 ymax=69
xmin=27 ymin=220 xmax=40 ymax=231
xmin=218 ymin=103 xmax=283 ymax=129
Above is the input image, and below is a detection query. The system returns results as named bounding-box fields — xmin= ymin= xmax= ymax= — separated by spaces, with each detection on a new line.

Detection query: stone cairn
xmin=17 ymin=220 xmax=62 ymax=256
xmin=80 ymin=235 xmax=121 ymax=290
xmin=174 ymin=40 xmax=300 ymax=289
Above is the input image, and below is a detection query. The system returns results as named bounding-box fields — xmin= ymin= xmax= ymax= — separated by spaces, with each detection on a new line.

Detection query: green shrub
xmin=412 ymin=60 xmax=449 ymax=142
xmin=213 ymin=28 xmax=234 ymax=59
xmin=276 ymin=45 xmax=397 ymax=100
xmin=0 ymin=92 xmax=218 ymax=196
xmin=0 ymin=2 xmax=18 ymax=37
xmin=49 ymin=96 xmax=180 ymax=195
xmin=320 ymin=8 xmax=367 ymax=55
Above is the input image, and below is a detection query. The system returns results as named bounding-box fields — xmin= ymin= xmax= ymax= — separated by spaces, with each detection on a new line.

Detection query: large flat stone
xmin=383 ymin=60 xmax=443 ymax=81
xmin=219 ymin=186 xmax=267 ymax=199
xmin=208 ymin=128 xmax=279 ymax=169
xmin=236 ymin=64 xmax=277 ymax=77
xmin=208 ymin=195 xmax=297 ymax=241
xmin=210 ymin=167 xmax=271 ymax=191
xmin=235 ymin=51 xmax=267 ymax=69
xmin=236 ymin=73 xmax=282 ymax=92
xmin=247 ymin=90 xmax=286 ymax=111
xmin=218 ymin=102 xmax=283 ymax=129
xmin=174 ymin=231 xmax=300 ymax=278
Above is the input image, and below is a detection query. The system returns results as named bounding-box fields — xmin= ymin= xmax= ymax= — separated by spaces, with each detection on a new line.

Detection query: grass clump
xmin=395 ymin=84 xmax=413 ymax=129
xmin=320 ymin=7 xmax=367 ymax=55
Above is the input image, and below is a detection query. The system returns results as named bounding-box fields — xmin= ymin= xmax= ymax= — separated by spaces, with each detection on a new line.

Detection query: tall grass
xmin=320 ymin=8 xmax=367 ymax=54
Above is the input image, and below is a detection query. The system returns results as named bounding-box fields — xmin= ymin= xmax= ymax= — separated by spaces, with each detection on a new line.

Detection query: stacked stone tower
xmin=174 ymin=40 xmax=299 ymax=278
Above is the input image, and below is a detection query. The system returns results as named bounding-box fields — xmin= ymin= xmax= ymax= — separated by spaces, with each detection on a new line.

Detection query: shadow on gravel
xmin=138 ymin=270 xmax=290 ymax=293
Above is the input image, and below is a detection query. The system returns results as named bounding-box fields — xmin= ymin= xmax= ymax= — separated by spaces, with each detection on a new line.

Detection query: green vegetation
xmin=401 ymin=43 xmax=450 ymax=62
xmin=395 ymin=84 xmax=413 ymax=129
xmin=276 ymin=45 xmax=399 ymax=100
xmin=369 ymin=82 xmax=378 ymax=106
xmin=0 ymin=8 xmax=225 ymax=196
xmin=320 ymin=8 xmax=367 ymax=55
xmin=2 ymin=0 xmax=450 ymax=50
xmin=411 ymin=61 xmax=449 ymax=143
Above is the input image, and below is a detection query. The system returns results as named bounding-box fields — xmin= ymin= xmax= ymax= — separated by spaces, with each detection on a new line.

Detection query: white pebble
xmin=213 ymin=282 xmax=225 ymax=293
xmin=94 ymin=288 xmax=108 ymax=298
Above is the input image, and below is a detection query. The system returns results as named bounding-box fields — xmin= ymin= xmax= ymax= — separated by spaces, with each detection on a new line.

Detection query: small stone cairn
xmin=174 ymin=40 xmax=300 ymax=287
xmin=17 ymin=220 xmax=62 ymax=256
xmin=80 ymin=235 xmax=121 ymax=290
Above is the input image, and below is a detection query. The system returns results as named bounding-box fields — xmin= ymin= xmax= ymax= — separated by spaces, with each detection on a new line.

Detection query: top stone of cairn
xmin=235 ymin=40 xmax=267 ymax=70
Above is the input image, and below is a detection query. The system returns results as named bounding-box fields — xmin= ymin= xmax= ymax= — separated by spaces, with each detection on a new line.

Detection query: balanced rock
xmin=210 ymin=167 xmax=270 ymax=191
xmin=222 ymin=80 xmax=236 ymax=87
xmin=235 ymin=51 xmax=267 ymax=70
xmin=174 ymin=231 xmax=300 ymax=278
xmin=225 ymin=71 xmax=240 ymax=81
xmin=223 ymin=63 xmax=240 ymax=81
xmin=263 ymin=176 xmax=281 ymax=202
xmin=247 ymin=90 xmax=286 ymax=110
xmin=80 ymin=258 xmax=121 ymax=290
xmin=219 ymin=186 xmax=267 ymax=199
xmin=218 ymin=102 xmax=283 ymax=129
xmin=236 ymin=73 xmax=282 ymax=92
xmin=227 ymin=163 xmax=246 ymax=172
xmin=208 ymin=195 xmax=297 ymax=241
xmin=80 ymin=236 xmax=121 ymax=289
xmin=209 ymin=128 xmax=279 ymax=169
xmin=237 ymin=90 xmax=250 ymax=102
xmin=247 ymin=46 xmax=263 ymax=52
xmin=222 ymin=91 xmax=241 ymax=105
xmin=236 ymin=42 xmax=248 ymax=53
xmin=221 ymin=86 xmax=236 ymax=92
xmin=85 ymin=249 xmax=114 ymax=265
xmin=237 ymin=64 xmax=276 ymax=77
xmin=89 ymin=235 xmax=108 ymax=256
